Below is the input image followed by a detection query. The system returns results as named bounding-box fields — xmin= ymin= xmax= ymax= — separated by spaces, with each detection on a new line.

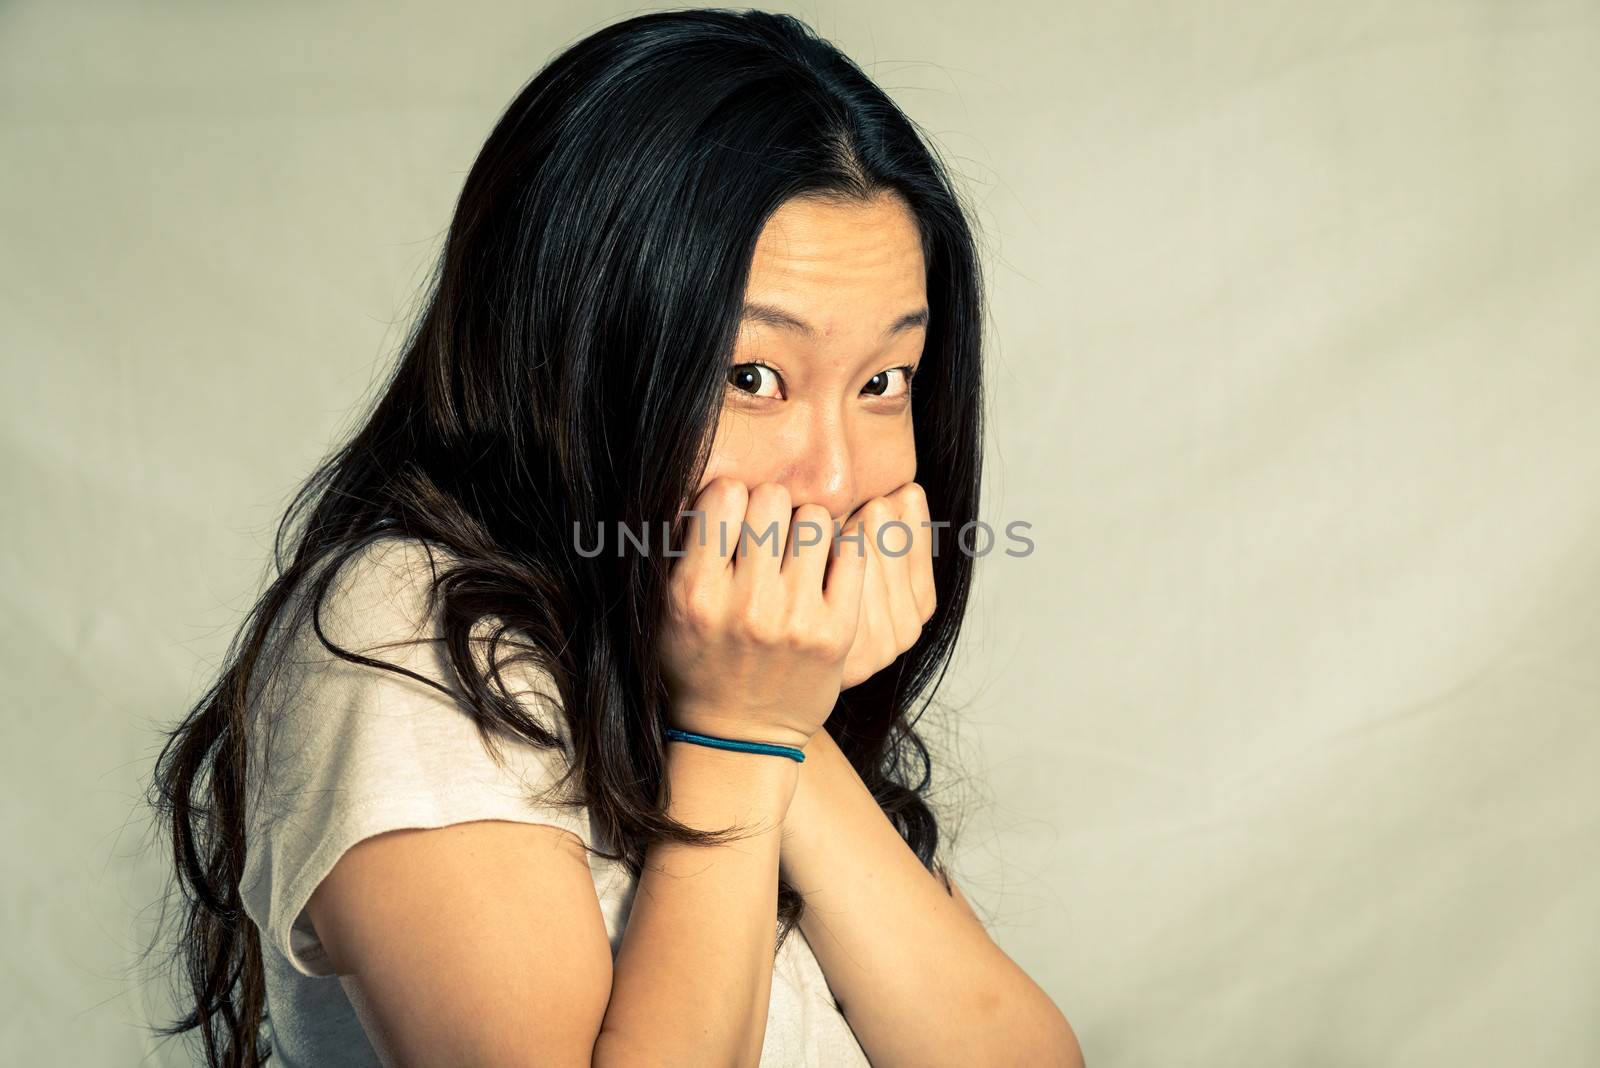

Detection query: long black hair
xmin=146 ymin=8 xmax=985 ymax=1064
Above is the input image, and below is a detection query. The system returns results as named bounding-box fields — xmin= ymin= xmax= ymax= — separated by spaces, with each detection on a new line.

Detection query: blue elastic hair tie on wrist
xmin=665 ymin=727 xmax=806 ymax=762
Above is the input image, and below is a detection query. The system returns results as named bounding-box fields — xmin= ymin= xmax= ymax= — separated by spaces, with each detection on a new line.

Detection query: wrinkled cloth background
xmin=2 ymin=2 xmax=1595 ymax=1065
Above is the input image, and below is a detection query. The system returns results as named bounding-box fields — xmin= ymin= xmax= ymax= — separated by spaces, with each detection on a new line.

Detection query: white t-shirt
xmin=239 ymin=534 xmax=870 ymax=1067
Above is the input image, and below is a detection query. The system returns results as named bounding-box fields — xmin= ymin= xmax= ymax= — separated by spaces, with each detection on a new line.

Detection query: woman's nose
xmin=784 ymin=429 xmax=856 ymax=524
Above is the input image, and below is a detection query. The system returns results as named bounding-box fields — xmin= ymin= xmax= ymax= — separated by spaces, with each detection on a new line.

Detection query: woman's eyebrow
xmin=740 ymin=301 xmax=928 ymax=341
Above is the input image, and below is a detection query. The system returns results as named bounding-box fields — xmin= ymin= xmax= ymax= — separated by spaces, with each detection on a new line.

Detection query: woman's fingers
xmin=906 ymin=484 xmax=937 ymax=624
xmin=878 ymin=514 xmax=923 ymax=653
xmin=731 ymin=481 xmax=790 ymax=575
xmin=835 ymin=499 xmax=890 ymax=689
xmin=822 ymin=507 xmax=867 ymax=625
xmin=670 ymin=477 xmax=745 ymax=600
xmin=781 ymin=502 xmax=834 ymax=590
xmin=838 ymin=483 xmax=936 ymax=688
xmin=656 ymin=479 xmax=862 ymax=744
xmin=859 ymin=508 xmax=891 ymax=658
xmin=668 ymin=479 xmax=935 ymax=695
xmin=882 ymin=482 xmax=936 ymax=634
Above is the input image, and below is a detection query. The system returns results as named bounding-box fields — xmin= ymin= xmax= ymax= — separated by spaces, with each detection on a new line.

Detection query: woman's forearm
xmin=780 ymin=728 xmax=1084 ymax=1066
xmin=595 ymin=734 xmax=799 ymax=1068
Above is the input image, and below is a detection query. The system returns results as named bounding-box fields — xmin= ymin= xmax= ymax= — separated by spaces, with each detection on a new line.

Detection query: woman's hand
xmin=657 ymin=477 xmax=866 ymax=751
xmin=836 ymin=481 xmax=937 ymax=690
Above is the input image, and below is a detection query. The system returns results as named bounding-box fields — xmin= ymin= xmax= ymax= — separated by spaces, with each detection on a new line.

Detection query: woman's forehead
xmin=744 ymin=195 xmax=927 ymax=343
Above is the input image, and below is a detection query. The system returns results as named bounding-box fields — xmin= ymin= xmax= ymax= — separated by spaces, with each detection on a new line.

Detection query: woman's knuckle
xmin=748 ymin=481 xmax=790 ymax=511
xmin=739 ymin=601 xmax=777 ymax=643
xmin=679 ymin=590 xmax=715 ymax=630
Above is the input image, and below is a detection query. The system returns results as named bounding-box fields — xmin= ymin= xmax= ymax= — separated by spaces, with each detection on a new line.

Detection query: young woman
xmin=148 ymin=9 xmax=1084 ymax=1067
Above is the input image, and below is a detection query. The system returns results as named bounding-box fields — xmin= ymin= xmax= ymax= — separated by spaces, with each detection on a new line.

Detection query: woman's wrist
xmin=667 ymin=705 xmax=817 ymax=753
xmin=665 ymin=727 xmax=806 ymax=763
xmin=661 ymin=732 xmax=801 ymax=826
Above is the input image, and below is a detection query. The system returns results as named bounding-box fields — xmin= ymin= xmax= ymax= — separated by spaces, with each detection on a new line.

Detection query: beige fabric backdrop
xmin=2 ymin=2 xmax=1595 ymax=1064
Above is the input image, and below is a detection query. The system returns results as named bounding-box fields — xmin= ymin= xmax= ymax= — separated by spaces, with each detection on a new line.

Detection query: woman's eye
xmin=727 ymin=363 xmax=783 ymax=399
xmin=863 ymin=366 xmax=916 ymax=399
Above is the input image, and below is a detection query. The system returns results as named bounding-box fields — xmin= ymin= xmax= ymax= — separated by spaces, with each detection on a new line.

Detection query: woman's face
xmin=695 ymin=191 xmax=928 ymax=525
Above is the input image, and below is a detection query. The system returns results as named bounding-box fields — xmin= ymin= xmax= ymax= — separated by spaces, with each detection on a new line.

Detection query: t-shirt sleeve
xmin=238 ymin=536 xmax=592 ymax=979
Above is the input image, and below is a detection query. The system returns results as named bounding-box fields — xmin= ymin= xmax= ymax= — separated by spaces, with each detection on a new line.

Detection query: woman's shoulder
xmin=245 ymin=532 xmax=586 ymax=826
xmin=297 ymin=533 xmax=462 ymax=658
xmin=257 ymin=532 xmax=571 ymax=760
xmin=239 ymin=533 xmax=602 ymax=980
